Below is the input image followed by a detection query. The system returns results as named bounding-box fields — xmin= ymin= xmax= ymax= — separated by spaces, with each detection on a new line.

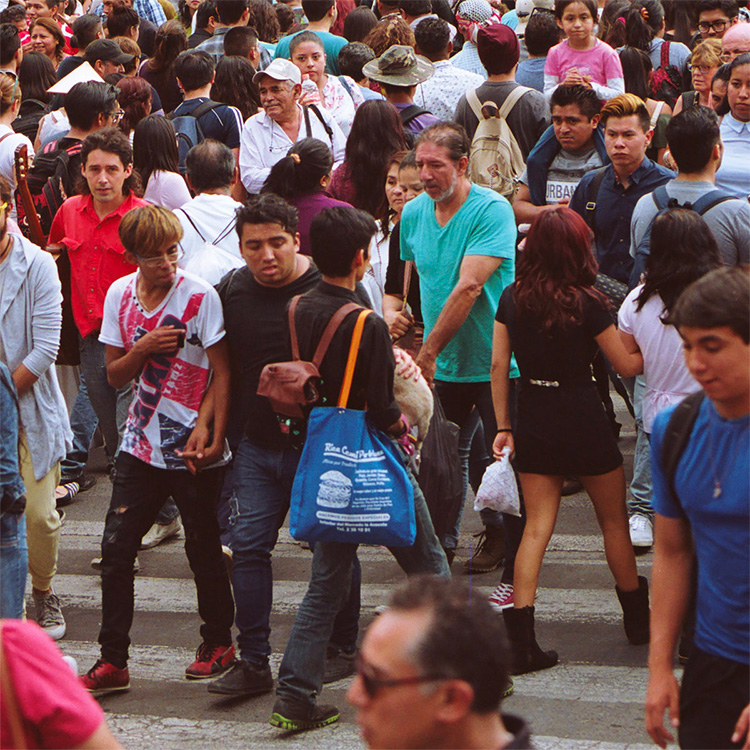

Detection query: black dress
xmin=495 ymin=284 xmax=623 ymax=476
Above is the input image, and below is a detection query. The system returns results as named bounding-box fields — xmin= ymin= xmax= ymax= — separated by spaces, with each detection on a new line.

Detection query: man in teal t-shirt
xmin=273 ymin=0 xmax=346 ymax=75
xmin=399 ymin=122 xmax=521 ymax=592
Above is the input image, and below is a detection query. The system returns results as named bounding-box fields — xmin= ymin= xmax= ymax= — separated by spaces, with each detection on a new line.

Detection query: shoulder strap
xmin=467 ymin=88 xmax=483 ymax=121
xmin=0 ymin=132 xmax=14 ymax=146
xmin=691 ymin=189 xmax=735 ymax=216
xmin=660 ymin=39 xmax=670 ymax=67
xmin=584 ymin=167 xmax=608 ymax=229
xmin=337 ymin=309 xmax=372 ymax=408
xmin=399 ymin=104 xmax=429 ymax=127
xmin=305 ymin=103 xmax=334 ymax=142
xmin=338 ymin=75 xmax=355 ymax=100
xmin=311 ymin=302 xmax=362 ymax=368
xmin=652 ymin=185 xmax=669 ymax=211
xmin=303 ymin=104 xmax=312 ymax=139
xmin=190 ymin=100 xmax=221 ymax=120
xmin=401 ymin=260 xmax=413 ymax=312
xmin=175 ymin=207 xmax=207 ymax=241
xmin=498 ymin=85 xmax=530 ymax=120
xmin=661 ymin=391 xmax=705 ymax=509
xmin=288 ymin=295 xmax=303 ymax=361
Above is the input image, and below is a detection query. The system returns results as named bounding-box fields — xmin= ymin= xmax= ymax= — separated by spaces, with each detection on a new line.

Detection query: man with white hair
xmin=238 ymin=58 xmax=345 ymax=194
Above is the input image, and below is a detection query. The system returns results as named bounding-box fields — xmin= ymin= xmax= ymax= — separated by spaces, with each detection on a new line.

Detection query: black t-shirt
xmin=495 ymin=283 xmax=612 ymax=385
xmin=217 ymin=262 xmax=321 ymax=449
xmin=293 ymin=282 xmax=401 ymax=433
xmin=383 ymin=222 xmax=422 ymax=324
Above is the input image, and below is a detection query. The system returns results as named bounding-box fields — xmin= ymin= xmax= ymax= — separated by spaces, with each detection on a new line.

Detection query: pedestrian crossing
xmin=36 ymin=410 xmax=668 ymax=750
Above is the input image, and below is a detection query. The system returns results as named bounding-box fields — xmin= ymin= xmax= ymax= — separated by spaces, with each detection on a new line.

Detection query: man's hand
xmin=393 ymin=348 xmax=421 ymax=381
xmin=415 ymin=350 xmax=436 ymax=385
xmin=645 ymin=669 xmax=680 ymax=748
xmin=733 ymin=704 xmax=750 ymax=749
xmin=132 ymin=326 xmax=182 ymax=357
xmin=385 ymin=309 xmax=413 ymax=340
xmin=178 ymin=424 xmax=223 ymax=474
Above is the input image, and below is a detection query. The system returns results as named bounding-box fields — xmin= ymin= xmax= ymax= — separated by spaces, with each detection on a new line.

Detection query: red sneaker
xmin=81 ymin=659 xmax=130 ymax=694
xmin=185 ymin=642 xmax=236 ymax=680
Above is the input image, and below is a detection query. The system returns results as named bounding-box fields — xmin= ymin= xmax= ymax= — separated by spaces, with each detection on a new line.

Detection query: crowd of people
xmin=0 ymin=0 xmax=748 ymax=747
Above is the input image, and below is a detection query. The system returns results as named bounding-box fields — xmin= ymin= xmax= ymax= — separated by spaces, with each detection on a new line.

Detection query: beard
xmin=431 ymin=172 xmax=458 ymax=204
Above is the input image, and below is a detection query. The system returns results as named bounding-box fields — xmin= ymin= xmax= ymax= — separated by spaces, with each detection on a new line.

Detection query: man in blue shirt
xmin=646 ymin=266 xmax=750 ymax=750
xmin=569 ymin=93 xmax=673 ymax=286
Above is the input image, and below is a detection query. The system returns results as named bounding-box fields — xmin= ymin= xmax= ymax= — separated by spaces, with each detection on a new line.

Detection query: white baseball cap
xmin=253 ymin=58 xmax=302 ymax=86
xmin=516 ymin=0 xmax=554 ymax=36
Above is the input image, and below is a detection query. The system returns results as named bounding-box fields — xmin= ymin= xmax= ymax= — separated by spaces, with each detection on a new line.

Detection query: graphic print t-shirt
xmin=99 ymin=269 xmax=225 ymax=469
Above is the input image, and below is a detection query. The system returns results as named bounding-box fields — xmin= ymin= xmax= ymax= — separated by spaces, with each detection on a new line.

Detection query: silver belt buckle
xmin=530 ymin=378 xmax=560 ymax=388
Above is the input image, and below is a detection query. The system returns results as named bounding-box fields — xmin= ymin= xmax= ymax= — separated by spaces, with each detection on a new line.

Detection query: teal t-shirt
xmin=400 ymin=184 xmax=520 ymax=383
xmin=273 ymin=30 xmax=347 ymax=75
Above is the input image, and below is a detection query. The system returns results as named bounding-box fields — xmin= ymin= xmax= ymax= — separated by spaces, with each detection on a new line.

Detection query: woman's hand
xmin=393 ymin=347 xmax=422 ymax=381
xmin=492 ymin=430 xmax=515 ymax=460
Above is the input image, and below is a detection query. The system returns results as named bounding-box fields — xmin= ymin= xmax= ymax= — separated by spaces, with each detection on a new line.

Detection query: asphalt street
xmin=42 ymin=392 xmax=665 ymax=750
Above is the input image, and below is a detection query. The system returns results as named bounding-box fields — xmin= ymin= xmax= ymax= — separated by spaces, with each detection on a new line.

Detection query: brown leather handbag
xmin=257 ymin=296 xmax=363 ymax=419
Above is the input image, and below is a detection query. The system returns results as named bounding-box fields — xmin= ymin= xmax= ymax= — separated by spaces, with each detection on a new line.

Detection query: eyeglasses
xmin=698 ymin=19 xmax=730 ymax=33
xmin=355 ymin=657 xmax=449 ymax=699
xmin=108 ymin=108 xmax=125 ymax=123
xmin=131 ymin=247 xmax=184 ymax=267
xmin=687 ymin=63 xmax=715 ymax=74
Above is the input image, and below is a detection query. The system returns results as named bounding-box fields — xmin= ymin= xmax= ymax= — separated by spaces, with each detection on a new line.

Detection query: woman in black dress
xmin=491 ymin=207 xmax=649 ymax=675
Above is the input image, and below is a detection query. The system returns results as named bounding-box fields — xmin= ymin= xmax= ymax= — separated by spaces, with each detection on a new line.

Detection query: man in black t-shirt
xmin=270 ymin=206 xmax=450 ymax=733
xmin=210 ymin=195 xmax=361 ymax=699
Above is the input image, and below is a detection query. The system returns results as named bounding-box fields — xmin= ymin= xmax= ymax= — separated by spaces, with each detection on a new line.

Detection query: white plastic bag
xmin=473 ymin=448 xmax=521 ymax=516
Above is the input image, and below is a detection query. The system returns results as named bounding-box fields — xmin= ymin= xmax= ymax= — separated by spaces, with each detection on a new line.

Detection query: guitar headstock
xmin=14 ymin=143 xmax=30 ymax=182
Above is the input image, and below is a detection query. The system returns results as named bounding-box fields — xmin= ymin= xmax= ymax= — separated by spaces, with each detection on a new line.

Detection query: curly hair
xmin=116 ymin=76 xmax=152 ymax=134
xmin=514 ymin=207 xmax=609 ymax=332
xmin=363 ymin=15 xmax=415 ymax=57
xmin=247 ymin=0 xmax=281 ymax=43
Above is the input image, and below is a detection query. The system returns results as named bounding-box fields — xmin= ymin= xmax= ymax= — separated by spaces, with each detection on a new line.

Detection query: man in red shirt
xmin=48 ymin=127 xmax=148 ymax=469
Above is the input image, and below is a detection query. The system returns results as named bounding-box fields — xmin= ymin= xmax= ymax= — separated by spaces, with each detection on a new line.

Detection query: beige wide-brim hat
xmin=362 ymin=45 xmax=434 ymax=86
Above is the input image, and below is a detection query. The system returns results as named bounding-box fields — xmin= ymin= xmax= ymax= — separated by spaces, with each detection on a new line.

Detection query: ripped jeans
xmin=98 ymin=452 xmax=234 ymax=668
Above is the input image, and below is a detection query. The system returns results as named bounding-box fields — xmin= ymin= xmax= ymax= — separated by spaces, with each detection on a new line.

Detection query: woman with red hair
xmin=491 ymin=207 xmax=648 ymax=675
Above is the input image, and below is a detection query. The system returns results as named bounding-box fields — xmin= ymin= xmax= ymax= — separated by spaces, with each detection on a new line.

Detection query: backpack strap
xmin=467 ymin=88 xmax=484 ymax=121
xmin=399 ymin=104 xmax=430 ymax=127
xmin=168 ymin=99 xmax=221 ymax=122
xmin=337 ymin=309 xmax=372 ymax=408
xmin=0 ymin=133 xmax=14 ymax=146
xmin=660 ymin=391 xmax=705 ymax=510
xmin=690 ymin=189 xmax=735 ymax=216
xmin=651 ymin=184 xmax=670 ymax=211
xmin=338 ymin=75 xmax=356 ymax=101
xmin=584 ymin=166 xmax=608 ymax=230
xmin=498 ymin=85 xmax=530 ymax=120
xmin=288 ymin=298 xmax=362 ymax=365
xmin=175 ymin=207 xmax=207 ymax=242
xmin=304 ymin=103 xmax=334 ymax=143
xmin=660 ymin=39 xmax=670 ymax=67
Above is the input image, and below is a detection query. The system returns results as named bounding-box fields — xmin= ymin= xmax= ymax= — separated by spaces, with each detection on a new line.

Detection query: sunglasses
xmin=355 ymin=657 xmax=448 ymax=699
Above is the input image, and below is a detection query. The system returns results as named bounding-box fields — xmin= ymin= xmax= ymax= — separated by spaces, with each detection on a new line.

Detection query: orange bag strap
xmin=337 ymin=309 xmax=371 ymax=408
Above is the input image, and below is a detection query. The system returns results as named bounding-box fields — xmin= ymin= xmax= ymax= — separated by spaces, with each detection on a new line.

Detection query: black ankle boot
xmin=616 ymin=575 xmax=650 ymax=645
xmin=503 ymin=606 xmax=559 ymax=675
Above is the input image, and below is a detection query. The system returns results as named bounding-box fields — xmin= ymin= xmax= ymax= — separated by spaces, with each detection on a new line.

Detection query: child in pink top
xmin=544 ymin=0 xmax=625 ymax=102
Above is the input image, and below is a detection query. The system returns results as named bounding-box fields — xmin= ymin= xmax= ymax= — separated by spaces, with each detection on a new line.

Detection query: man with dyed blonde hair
xmin=80 ymin=204 xmax=236 ymax=695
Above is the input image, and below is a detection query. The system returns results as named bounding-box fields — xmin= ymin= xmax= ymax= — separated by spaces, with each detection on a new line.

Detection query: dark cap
xmin=476 ymin=23 xmax=520 ymax=72
xmin=83 ymin=38 xmax=134 ymax=65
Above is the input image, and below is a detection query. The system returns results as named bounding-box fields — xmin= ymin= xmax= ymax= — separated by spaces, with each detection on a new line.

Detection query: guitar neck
xmin=13 ymin=144 xmax=47 ymax=249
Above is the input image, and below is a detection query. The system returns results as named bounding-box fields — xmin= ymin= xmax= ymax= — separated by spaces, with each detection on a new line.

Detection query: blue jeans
xmin=0 ymin=512 xmax=28 ymax=619
xmin=60 ymin=373 xmax=98 ymax=482
xmin=628 ymin=376 xmax=653 ymax=519
xmin=230 ymin=437 xmax=361 ymax=666
xmin=276 ymin=450 xmax=449 ymax=707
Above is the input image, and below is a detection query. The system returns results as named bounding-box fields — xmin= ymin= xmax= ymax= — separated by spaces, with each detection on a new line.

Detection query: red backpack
xmin=649 ymin=40 xmax=683 ymax=110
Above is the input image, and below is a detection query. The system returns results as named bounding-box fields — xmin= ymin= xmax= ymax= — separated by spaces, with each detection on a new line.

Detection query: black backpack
xmin=168 ymin=100 xmax=221 ymax=175
xmin=399 ymin=104 xmax=431 ymax=148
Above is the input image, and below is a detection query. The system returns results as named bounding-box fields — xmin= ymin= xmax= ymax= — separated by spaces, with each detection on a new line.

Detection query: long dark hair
xmin=262 ymin=138 xmax=332 ymax=199
xmin=622 ymin=0 xmax=665 ymax=52
xmin=145 ymin=20 xmax=187 ymax=78
xmin=618 ymin=46 xmax=652 ymax=100
xmin=341 ymin=100 xmax=408 ymax=218
xmin=514 ymin=207 xmax=608 ymax=332
xmin=211 ymin=56 xmax=260 ymax=121
xmin=133 ymin=115 xmax=180 ymax=186
xmin=17 ymin=52 xmax=56 ymax=103
xmin=116 ymin=76 xmax=152 ymax=134
xmin=636 ymin=208 xmax=721 ymax=318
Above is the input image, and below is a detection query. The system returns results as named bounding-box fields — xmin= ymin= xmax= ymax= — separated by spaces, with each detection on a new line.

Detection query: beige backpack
xmin=466 ymin=86 xmax=529 ymax=200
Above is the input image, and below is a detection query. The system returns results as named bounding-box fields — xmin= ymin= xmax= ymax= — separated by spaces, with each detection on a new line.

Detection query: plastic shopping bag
xmin=474 ymin=448 xmax=521 ymax=516
xmin=289 ymin=406 xmax=416 ymax=547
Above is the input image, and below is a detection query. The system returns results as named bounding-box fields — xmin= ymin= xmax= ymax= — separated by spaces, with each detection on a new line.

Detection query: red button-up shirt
xmin=48 ymin=193 xmax=149 ymax=339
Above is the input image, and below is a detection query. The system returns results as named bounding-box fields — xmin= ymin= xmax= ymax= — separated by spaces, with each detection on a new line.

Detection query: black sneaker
xmin=323 ymin=645 xmax=356 ymax=684
xmin=269 ymin=697 xmax=340 ymax=731
xmin=207 ymin=659 xmax=273 ymax=697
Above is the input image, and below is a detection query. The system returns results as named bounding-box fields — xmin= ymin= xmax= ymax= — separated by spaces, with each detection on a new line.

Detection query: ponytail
xmin=261 ymin=138 xmax=333 ymax=199
xmin=624 ymin=0 xmax=665 ymax=51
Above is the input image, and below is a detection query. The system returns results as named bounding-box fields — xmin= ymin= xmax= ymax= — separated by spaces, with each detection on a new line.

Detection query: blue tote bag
xmin=289 ymin=309 xmax=416 ymax=547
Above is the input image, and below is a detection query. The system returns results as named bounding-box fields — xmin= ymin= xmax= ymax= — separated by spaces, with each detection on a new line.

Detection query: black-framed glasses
xmin=698 ymin=19 xmax=730 ymax=33
xmin=355 ymin=657 xmax=449 ymax=698
xmin=131 ymin=247 xmax=184 ymax=267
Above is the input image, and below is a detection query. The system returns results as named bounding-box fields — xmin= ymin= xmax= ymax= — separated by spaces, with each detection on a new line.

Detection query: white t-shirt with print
xmin=100 ymin=268 xmax=226 ymax=469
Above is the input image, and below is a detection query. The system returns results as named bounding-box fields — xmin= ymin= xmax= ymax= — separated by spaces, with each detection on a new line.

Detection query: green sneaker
xmin=270 ymin=697 xmax=340 ymax=731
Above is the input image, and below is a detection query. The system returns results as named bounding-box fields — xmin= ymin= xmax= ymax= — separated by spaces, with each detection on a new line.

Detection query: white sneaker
xmin=140 ymin=517 xmax=183 ymax=549
xmin=33 ymin=589 xmax=66 ymax=640
xmin=629 ymin=515 xmax=654 ymax=548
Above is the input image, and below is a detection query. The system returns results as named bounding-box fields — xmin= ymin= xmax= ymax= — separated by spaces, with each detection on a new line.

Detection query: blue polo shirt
xmin=569 ymin=158 xmax=673 ymax=284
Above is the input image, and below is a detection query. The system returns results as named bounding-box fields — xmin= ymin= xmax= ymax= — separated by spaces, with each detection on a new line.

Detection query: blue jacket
xmin=525 ymin=125 xmax=610 ymax=206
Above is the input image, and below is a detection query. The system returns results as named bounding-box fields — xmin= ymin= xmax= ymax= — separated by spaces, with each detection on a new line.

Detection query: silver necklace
xmin=706 ymin=406 xmax=745 ymax=498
